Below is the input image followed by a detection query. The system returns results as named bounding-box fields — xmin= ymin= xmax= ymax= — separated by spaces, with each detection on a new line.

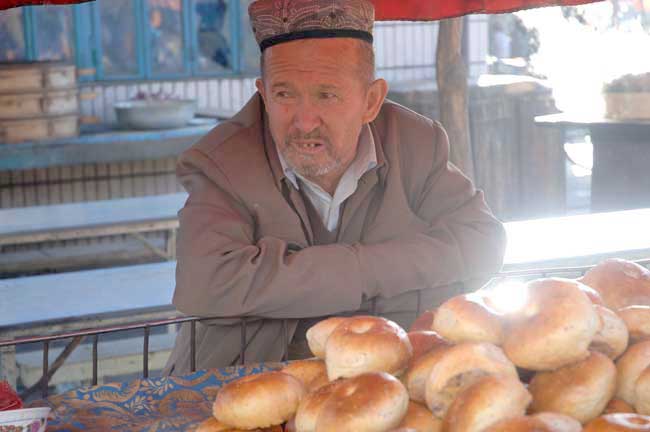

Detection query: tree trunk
xmin=436 ymin=18 xmax=475 ymax=180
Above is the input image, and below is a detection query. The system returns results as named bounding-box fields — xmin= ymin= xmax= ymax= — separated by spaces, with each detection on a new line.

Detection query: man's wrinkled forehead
xmin=248 ymin=0 xmax=375 ymax=52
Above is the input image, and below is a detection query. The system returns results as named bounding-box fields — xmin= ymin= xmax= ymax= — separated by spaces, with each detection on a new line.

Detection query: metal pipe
xmin=92 ymin=334 xmax=99 ymax=386
xmin=143 ymin=326 xmax=150 ymax=379
xmin=42 ymin=341 xmax=49 ymax=398
xmin=282 ymin=320 xmax=288 ymax=362
xmin=190 ymin=321 xmax=196 ymax=373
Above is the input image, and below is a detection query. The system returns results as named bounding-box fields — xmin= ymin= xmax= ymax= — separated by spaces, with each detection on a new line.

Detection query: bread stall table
xmin=28 ymin=363 xmax=282 ymax=432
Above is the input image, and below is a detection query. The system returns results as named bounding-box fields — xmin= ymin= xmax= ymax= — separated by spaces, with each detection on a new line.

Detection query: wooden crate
xmin=0 ymin=115 xmax=79 ymax=144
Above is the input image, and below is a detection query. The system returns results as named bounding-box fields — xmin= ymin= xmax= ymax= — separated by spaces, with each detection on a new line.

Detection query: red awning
xmin=0 ymin=0 xmax=91 ymax=8
xmin=1 ymin=0 xmax=604 ymax=14
xmin=373 ymin=0 xmax=604 ymax=21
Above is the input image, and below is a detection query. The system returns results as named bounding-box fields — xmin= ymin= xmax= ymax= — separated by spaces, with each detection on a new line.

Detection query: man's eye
xmin=275 ymin=91 xmax=291 ymax=98
xmin=320 ymin=92 xmax=337 ymax=100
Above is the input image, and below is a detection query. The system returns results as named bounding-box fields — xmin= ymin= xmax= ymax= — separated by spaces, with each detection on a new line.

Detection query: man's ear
xmin=255 ymin=78 xmax=267 ymax=106
xmin=362 ymin=78 xmax=388 ymax=124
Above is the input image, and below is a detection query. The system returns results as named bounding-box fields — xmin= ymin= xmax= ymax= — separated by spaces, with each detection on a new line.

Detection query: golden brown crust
xmin=635 ymin=367 xmax=650 ymax=415
xmin=294 ymin=380 xmax=342 ymax=432
xmin=194 ymin=417 xmax=284 ymax=432
xmin=619 ymin=306 xmax=650 ymax=343
xmin=396 ymin=401 xmax=442 ymax=432
xmin=482 ymin=417 xmax=558 ymax=432
xmin=616 ymin=341 xmax=650 ymax=406
xmin=409 ymin=310 xmax=436 ymax=332
xmin=528 ymin=351 xmax=617 ymax=423
xmin=584 ymin=413 xmax=650 ymax=431
xmin=316 ymin=372 xmax=410 ymax=432
xmin=442 ymin=374 xmax=531 ymax=432
xmin=502 ymin=278 xmax=600 ymax=371
xmin=424 ymin=342 xmax=518 ymax=418
xmin=212 ymin=371 xmax=305 ymax=429
xmin=533 ymin=413 xmax=584 ymax=432
xmin=325 ymin=316 xmax=413 ymax=380
xmin=590 ymin=305 xmax=629 ymax=359
xmin=281 ymin=359 xmax=327 ymax=389
xmin=305 ymin=371 xmax=330 ymax=392
xmin=407 ymin=331 xmax=449 ymax=365
xmin=580 ymin=259 xmax=650 ymax=310
xmin=195 ymin=418 xmax=231 ymax=432
xmin=605 ymin=398 xmax=637 ymax=415
xmin=482 ymin=413 xmax=582 ymax=432
xmin=433 ymin=293 xmax=503 ymax=345
xmin=404 ymin=345 xmax=452 ymax=403
xmin=305 ymin=317 xmax=348 ymax=359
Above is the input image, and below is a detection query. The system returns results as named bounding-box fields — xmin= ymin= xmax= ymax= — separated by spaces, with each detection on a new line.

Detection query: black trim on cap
xmin=260 ymin=29 xmax=373 ymax=52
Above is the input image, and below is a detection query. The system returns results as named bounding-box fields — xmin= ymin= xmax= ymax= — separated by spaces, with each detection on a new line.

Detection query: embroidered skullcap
xmin=248 ymin=0 xmax=375 ymax=52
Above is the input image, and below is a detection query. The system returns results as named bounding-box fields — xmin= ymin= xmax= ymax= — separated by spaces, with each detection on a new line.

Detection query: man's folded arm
xmin=173 ymin=151 xmax=366 ymax=319
xmin=356 ymin=123 xmax=507 ymax=299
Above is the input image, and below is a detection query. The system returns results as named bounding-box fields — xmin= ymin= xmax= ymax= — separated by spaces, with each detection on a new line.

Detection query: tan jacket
xmin=164 ymin=94 xmax=506 ymax=375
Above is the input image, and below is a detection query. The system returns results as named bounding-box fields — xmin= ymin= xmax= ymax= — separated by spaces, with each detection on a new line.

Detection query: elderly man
xmin=164 ymin=0 xmax=506 ymax=375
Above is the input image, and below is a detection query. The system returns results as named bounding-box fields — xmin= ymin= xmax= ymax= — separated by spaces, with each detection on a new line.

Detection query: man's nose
xmin=292 ymin=100 xmax=322 ymax=133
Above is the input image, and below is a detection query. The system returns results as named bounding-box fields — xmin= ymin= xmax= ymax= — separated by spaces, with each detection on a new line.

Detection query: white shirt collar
xmin=277 ymin=124 xmax=378 ymax=194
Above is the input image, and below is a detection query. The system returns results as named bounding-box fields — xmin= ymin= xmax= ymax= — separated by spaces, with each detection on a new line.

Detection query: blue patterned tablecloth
xmin=30 ymin=363 xmax=282 ymax=432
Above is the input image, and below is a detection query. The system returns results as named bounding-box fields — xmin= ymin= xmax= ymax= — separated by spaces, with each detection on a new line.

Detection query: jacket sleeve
xmin=172 ymin=148 xmax=366 ymax=319
xmin=355 ymin=122 xmax=507 ymax=299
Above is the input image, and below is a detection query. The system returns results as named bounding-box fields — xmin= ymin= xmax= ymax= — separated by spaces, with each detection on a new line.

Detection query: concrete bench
xmin=0 ymin=261 xmax=178 ymax=391
xmin=0 ymin=193 xmax=187 ymax=275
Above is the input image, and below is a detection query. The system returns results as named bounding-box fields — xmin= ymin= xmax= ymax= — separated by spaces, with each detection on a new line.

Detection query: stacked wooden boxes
xmin=0 ymin=62 xmax=79 ymax=144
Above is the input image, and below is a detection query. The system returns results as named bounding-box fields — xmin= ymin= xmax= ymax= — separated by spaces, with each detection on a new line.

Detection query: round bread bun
xmin=605 ymin=398 xmax=637 ymax=415
xmin=194 ymin=417 xmax=283 ymax=432
xmin=281 ymin=359 xmax=327 ymax=389
xmin=306 ymin=371 xmax=330 ymax=392
xmin=590 ymin=305 xmax=629 ymax=359
xmin=315 ymin=372 xmax=410 ymax=432
xmin=580 ymin=259 xmax=650 ymax=310
xmin=482 ymin=413 xmax=582 ymax=432
xmin=424 ymin=342 xmax=518 ymax=418
xmin=407 ymin=331 xmax=449 ymax=365
xmin=619 ymin=306 xmax=650 ymax=343
xmin=396 ymin=401 xmax=442 ymax=432
xmin=213 ymin=371 xmax=305 ymax=429
xmin=294 ymin=380 xmax=342 ymax=432
xmin=195 ymin=418 xmax=230 ymax=432
xmin=325 ymin=316 xmax=413 ymax=380
xmin=502 ymin=278 xmax=600 ymax=371
xmin=635 ymin=367 xmax=650 ymax=415
xmin=528 ymin=351 xmax=617 ymax=423
xmin=305 ymin=317 xmax=348 ymax=359
xmin=533 ymin=413 xmax=584 ymax=432
xmin=579 ymin=283 xmax=607 ymax=306
xmin=584 ymin=413 xmax=650 ymax=431
xmin=432 ymin=293 xmax=503 ymax=345
xmin=405 ymin=345 xmax=453 ymax=403
xmin=409 ymin=310 xmax=436 ymax=332
xmin=442 ymin=374 xmax=531 ymax=432
xmin=617 ymin=341 xmax=650 ymax=406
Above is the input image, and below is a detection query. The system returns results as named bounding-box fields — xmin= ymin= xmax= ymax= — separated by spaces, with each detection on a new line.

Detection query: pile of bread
xmin=197 ymin=258 xmax=650 ymax=432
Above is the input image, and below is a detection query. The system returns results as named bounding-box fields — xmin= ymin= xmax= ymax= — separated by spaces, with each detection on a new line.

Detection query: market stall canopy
xmin=0 ymin=0 xmax=91 ymax=9
xmin=373 ymin=0 xmax=605 ymax=20
xmin=0 ymin=0 xmax=605 ymax=15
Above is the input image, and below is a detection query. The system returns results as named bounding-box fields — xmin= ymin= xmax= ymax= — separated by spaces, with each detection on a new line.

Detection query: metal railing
xmin=2 ymin=259 xmax=649 ymax=399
